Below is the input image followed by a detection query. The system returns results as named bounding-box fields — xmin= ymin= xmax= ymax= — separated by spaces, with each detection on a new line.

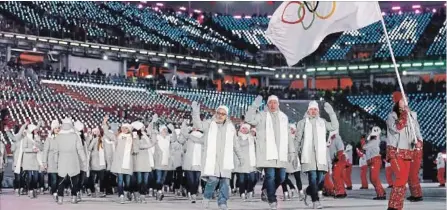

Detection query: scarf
xmin=156 ymin=134 xmax=171 ymax=166
xmin=98 ymin=138 xmax=106 ymax=166
xmin=145 ymin=137 xmax=155 ymax=168
xmin=191 ymin=131 xmax=203 ymax=166
xmin=240 ymin=133 xmax=256 ymax=167
xmin=14 ymin=139 xmax=23 ymax=174
xmin=265 ymin=111 xmax=288 ymax=162
xmin=104 ymin=136 xmax=116 ymax=153
xmin=203 ymin=121 xmax=234 ymax=176
xmin=301 ymin=117 xmax=327 ymax=165
xmin=120 ymin=133 xmax=133 ymax=170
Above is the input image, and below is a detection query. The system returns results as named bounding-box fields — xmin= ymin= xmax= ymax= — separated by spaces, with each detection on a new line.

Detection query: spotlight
xmin=218 ymin=68 xmax=223 ymax=74
xmin=275 ymin=74 xmax=279 ymax=78
xmin=289 ymin=74 xmax=293 ymax=79
xmin=32 ymin=47 xmax=37 ymax=52
xmin=303 ymin=74 xmax=307 ymax=79
xmin=103 ymin=55 xmax=108 ymax=60
xmin=245 ymin=71 xmax=250 ymax=76
xmin=295 ymin=74 xmax=300 ymax=79
xmin=281 ymin=74 xmax=286 ymax=79
xmin=163 ymin=62 xmax=168 ymax=67
xmin=402 ymin=70 xmax=407 ymax=76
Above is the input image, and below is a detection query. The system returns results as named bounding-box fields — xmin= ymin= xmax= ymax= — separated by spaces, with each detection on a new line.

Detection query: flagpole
xmin=375 ymin=4 xmax=419 ymax=145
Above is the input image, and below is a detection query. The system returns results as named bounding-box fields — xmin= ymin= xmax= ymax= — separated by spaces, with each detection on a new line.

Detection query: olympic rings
xmin=281 ymin=1 xmax=305 ymax=24
xmin=280 ymin=1 xmax=336 ymax=26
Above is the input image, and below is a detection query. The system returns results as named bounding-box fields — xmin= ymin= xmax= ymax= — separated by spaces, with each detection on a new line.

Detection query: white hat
xmin=216 ymin=105 xmax=229 ymax=115
xmin=267 ymin=95 xmax=279 ymax=103
xmin=74 ymin=121 xmax=84 ymax=132
xmin=121 ymin=123 xmax=133 ymax=130
xmin=308 ymin=100 xmax=319 ymax=111
xmin=240 ymin=123 xmax=251 ymax=130
xmin=50 ymin=120 xmax=60 ymax=129
xmin=131 ymin=121 xmax=145 ymax=130
xmin=27 ymin=124 xmax=38 ymax=133
xmin=191 ymin=130 xmax=203 ymax=138
xmin=159 ymin=125 xmax=167 ymax=133
xmin=62 ymin=117 xmax=72 ymax=125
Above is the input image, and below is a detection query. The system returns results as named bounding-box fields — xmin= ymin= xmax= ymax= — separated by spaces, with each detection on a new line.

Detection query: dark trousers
xmin=89 ymin=170 xmax=105 ymax=193
xmin=77 ymin=171 xmax=87 ymax=192
xmin=264 ymin=168 xmax=286 ymax=203
xmin=117 ymin=173 xmax=131 ymax=196
xmin=173 ymin=167 xmax=183 ymax=190
xmin=136 ymin=172 xmax=151 ymax=195
xmin=230 ymin=173 xmax=237 ymax=189
xmin=38 ymin=172 xmax=45 ymax=189
xmin=306 ymin=170 xmax=326 ymax=202
xmin=48 ymin=173 xmax=58 ymax=194
xmin=185 ymin=171 xmax=201 ymax=195
xmin=155 ymin=170 xmax=168 ymax=191
xmin=281 ymin=171 xmax=303 ymax=192
xmin=57 ymin=174 xmax=79 ymax=197
xmin=238 ymin=172 xmax=256 ymax=195
xmin=14 ymin=171 xmax=24 ymax=190
xmin=26 ymin=170 xmax=39 ymax=190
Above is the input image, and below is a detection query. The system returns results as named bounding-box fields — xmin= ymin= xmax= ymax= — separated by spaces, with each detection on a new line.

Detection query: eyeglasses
xmin=216 ymin=112 xmax=227 ymax=116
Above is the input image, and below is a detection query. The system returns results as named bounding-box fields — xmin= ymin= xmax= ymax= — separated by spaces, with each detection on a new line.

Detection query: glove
xmin=167 ymin=124 xmax=175 ymax=131
xmin=191 ymin=101 xmax=200 ymax=113
xmin=323 ymin=102 xmax=334 ymax=114
xmin=151 ymin=114 xmax=158 ymax=123
xmin=253 ymin=95 xmax=263 ymax=107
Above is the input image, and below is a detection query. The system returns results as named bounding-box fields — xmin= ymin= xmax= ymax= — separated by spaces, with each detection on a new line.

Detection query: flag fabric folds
xmin=266 ymin=1 xmax=382 ymax=66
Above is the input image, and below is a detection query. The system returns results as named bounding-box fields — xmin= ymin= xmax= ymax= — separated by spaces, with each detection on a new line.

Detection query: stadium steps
xmin=44 ymin=83 xmax=101 ymax=106
xmin=414 ymin=15 xmax=445 ymax=57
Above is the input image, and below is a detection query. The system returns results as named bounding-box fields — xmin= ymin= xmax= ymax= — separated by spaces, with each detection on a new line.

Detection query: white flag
xmin=266 ymin=1 xmax=382 ymax=66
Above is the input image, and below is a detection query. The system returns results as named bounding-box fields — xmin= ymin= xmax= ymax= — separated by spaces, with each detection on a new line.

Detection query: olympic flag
xmin=266 ymin=1 xmax=382 ymax=66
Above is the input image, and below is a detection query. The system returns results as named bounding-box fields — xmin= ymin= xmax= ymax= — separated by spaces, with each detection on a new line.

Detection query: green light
xmin=369 ymin=65 xmax=379 ymax=69
xmin=401 ymin=63 xmax=411 ymax=67
xmin=380 ymin=64 xmax=390 ymax=69
xmin=327 ymin=67 xmax=336 ymax=71
xmin=349 ymin=65 xmax=358 ymax=70
xmin=338 ymin=66 xmax=347 ymax=70
xmin=317 ymin=67 xmax=326 ymax=71
xmin=412 ymin=63 xmax=422 ymax=67
xmin=359 ymin=65 xmax=368 ymax=70
xmin=306 ymin=68 xmax=316 ymax=72
xmin=435 ymin=61 xmax=445 ymax=66
xmin=423 ymin=62 xmax=434 ymax=66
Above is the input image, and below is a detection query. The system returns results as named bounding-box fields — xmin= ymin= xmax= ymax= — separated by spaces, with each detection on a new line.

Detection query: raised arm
xmin=191 ymin=101 xmax=210 ymax=131
xmin=102 ymin=124 xmax=117 ymax=142
xmin=244 ymin=95 xmax=263 ymax=126
xmin=323 ymin=102 xmax=339 ymax=132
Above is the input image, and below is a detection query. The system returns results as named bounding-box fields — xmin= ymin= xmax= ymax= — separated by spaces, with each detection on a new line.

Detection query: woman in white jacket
xmin=234 ymin=123 xmax=257 ymax=201
xmin=102 ymin=116 xmax=138 ymax=204
xmin=180 ymin=121 xmax=203 ymax=203
xmin=42 ymin=120 xmax=61 ymax=200
xmin=87 ymin=127 xmax=107 ymax=197
xmin=132 ymin=120 xmax=156 ymax=203
xmin=151 ymin=114 xmax=177 ymax=201
xmin=6 ymin=124 xmax=26 ymax=196
xmin=21 ymin=123 xmax=43 ymax=199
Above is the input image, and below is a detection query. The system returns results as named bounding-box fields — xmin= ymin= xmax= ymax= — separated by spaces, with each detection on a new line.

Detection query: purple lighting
xmin=381 ymin=12 xmax=386 ymax=16
xmin=392 ymin=6 xmax=400 ymax=11
xmin=415 ymin=9 xmax=420 ymax=14
xmin=412 ymin=5 xmax=421 ymax=9
xmin=138 ymin=4 xmax=143 ymax=9
xmin=433 ymin=8 xmax=437 ymax=13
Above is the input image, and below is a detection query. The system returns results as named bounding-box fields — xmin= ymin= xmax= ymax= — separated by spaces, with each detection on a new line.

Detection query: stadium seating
xmin=346 ymin=93 xmax=446 ymax=147
xmin=322 ymin=12 xmax=433 ymax=60
xmin=427 ymin=20 xmax=446 ymax=56
xmin=212 ymin=15 xmax=273 ymax=49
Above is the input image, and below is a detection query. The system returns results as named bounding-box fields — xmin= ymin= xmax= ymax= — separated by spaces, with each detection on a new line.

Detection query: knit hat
xmin=121 ymin=123 xmax=133 ymax=131
xmin=267 ymin=95 xmax=279 ymax=104
xmin=308 ymin=100 xmax=319 ymax=111
xmin=216 ymin=105 xmax=229 ymax=115
xmin=392 ymin=91 xmax=403 ymax=103
xmin=27 ymin=124 xmax=38 ymax=133
xmin=51 ymin=120 xmax=60 ymax=129
xmin=131 ymin=121 xmax=145 ymax=130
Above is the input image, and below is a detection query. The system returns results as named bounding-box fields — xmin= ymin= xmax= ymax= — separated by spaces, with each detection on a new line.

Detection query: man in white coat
xmin=191 ymin=101 xmax=243 ymax=210
xmin=245 ymin=95 xmax=296 ymax=210
xmin=296 ymin=101 xmax=339 ymax=209
xmin=54 ymin=118 xmax=87 ymax=204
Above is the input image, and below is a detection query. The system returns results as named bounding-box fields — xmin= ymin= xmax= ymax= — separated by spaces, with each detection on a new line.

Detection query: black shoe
xmin=373 ymin=196 xmax=386 ymax=200
xmin=439 ymin=184 xmax=445 ymax=187
xmin=410 ymin=197 xmax=423 ymax=202
xmin=335 ymin=194 xmax=347 ymax=199
xmin=387 ymin=185 xmax=393 ymax=188
xmin=346 ymin=186 xmax=352 ymax=190
xmin=360 ymin=187 xmax=368 ymax=190
xmin=406 ymin=196 xmax=415 ymax=201
xmin=387 ymin=208 xmax=398 ymax=210
xmin=159 ymin=194 xmax=164 ymax=201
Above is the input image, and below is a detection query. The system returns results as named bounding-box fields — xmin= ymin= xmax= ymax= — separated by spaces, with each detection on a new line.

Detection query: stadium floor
xmin=1 ymin=182 xmax=445 ymax=210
